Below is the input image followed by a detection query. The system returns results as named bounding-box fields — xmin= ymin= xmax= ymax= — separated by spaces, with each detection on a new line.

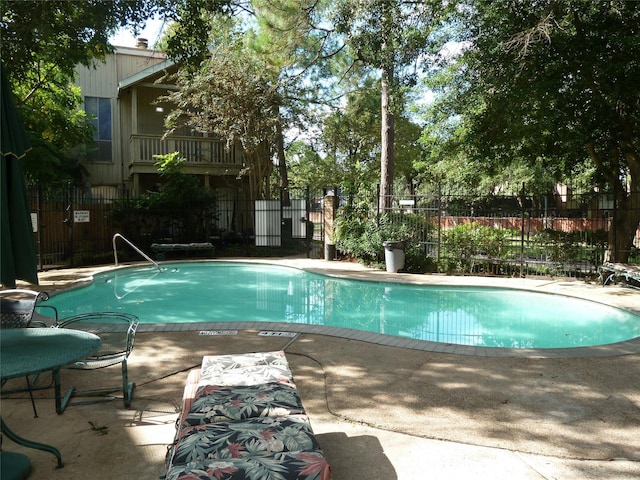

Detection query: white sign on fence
xmin=74 ymin=210 xmax=90 ymax=223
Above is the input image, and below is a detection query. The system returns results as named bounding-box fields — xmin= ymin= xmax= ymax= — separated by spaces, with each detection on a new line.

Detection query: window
xmin=85 ymin=97 xmax=112 ymax=162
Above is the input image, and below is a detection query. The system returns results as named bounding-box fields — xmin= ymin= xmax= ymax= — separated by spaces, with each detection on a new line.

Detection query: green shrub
xmin=111 ymin=152 xmax=218 ymax=244
xmin=335 ymin=211 xmax=433 ymax=272
xmin=440 ymin=222 xmax=517 ymax=274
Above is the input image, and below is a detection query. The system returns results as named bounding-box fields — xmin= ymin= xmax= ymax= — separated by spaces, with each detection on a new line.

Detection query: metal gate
xmin=29 ymin=184 xmax=117 ymax=270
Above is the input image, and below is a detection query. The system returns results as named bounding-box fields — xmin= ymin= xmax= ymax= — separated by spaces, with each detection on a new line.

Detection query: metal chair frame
xmin=0 ymin=289 xmax=58 ymax=328
xmin=53 ymin=312 xmax=139 ymax=410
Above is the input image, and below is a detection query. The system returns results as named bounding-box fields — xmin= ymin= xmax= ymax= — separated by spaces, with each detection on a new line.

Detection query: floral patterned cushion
xmin=171 ymin=415 xmax=321 ymax=464
xmin=198 ymin=351 xmax=295 ymax=389
xmin=181 ymin=383 xmax=305 ymax=427
xmin=166 ymin=352 xmax=332 ymax=480
xmin=165 ymin=452 xmax=331 ymax=480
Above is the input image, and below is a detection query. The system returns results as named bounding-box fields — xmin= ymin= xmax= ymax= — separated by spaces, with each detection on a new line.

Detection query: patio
xmin=2 ymin=260 xmax=639 ymax=479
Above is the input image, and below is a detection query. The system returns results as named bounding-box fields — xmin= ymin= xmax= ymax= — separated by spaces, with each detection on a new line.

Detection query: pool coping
xmin=38 ymin=258 xmax=640 ymax=359
xmin=135 ymin=321 xmax=640 ymax=359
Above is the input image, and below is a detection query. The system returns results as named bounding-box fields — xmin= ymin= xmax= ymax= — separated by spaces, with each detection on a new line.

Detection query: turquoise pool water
xmin=44 ymin=262 xmax=640 ymax=349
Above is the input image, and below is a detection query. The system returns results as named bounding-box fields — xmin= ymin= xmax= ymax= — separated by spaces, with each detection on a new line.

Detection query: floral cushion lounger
xmin=165 ymin=351 xmax=332 ymax=480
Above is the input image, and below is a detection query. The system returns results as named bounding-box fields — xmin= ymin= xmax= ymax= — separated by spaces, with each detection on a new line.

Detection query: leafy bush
xmin=404 ymin=242 xmax=437 ymax=273
xmin=111 ymin=152 xmax=218 ymax=245
xmin=440 ymin=222 xmax=517 ymax=273
xmin=335 ymin=210 xmax=432 ymax=272
xmin=529 ymin=229 xmax=580 ymax=263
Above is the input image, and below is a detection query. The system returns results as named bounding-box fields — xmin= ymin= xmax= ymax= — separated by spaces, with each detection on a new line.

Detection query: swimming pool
xmin=44 ymin=261 xmax=640 ymax=350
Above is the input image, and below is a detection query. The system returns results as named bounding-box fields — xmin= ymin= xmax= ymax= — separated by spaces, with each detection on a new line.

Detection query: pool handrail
xmin=112 ymin=233 xmax=161 ymax=271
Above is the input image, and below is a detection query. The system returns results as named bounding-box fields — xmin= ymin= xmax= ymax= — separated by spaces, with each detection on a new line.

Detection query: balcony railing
xmin=129 ymin=134 xmax=243 ymax=166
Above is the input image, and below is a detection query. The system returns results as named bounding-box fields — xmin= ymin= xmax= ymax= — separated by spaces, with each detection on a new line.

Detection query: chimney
xmin=136 ymin=37 xmax=148 ymax=49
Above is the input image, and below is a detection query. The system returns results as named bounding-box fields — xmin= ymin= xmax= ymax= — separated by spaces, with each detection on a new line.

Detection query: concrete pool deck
xmin=2 ymin=259 xmax=639 ymax=479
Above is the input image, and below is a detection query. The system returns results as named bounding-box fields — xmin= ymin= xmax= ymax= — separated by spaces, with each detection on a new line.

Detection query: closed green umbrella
xmin=1 ymin=60 xmax=38 ymax=287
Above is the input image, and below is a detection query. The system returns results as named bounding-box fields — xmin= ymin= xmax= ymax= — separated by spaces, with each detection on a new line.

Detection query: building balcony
xmin=128 ymin=134 xmax=244 ymax=176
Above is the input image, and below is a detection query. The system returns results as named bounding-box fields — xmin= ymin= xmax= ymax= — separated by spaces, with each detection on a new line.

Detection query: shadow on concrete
xmin=316 ymin=432 xmax=397 ymax=480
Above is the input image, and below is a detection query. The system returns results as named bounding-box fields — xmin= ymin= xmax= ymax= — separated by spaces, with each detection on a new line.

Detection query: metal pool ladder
xmin=112 ymin=233 xmax=161 ymax=271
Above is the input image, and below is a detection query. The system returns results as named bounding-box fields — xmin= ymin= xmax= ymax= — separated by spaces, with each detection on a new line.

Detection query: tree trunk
xmin=275 ymin=116 xmax=290 ymax=206
xmin=380 ymin=63 xmax=394 ymax=212
xmin=607 ymin=189 xmax=640 ymax=263
xmin=588 ymin=138 xmax=640 ymax=263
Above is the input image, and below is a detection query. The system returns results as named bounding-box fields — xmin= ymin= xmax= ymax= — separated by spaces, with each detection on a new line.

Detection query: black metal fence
xmin=26 ymin=182 xmax=640 ymax=277
xmin=334 ymin=185 xmax=640 ymax=277
xmin=27 ymin=184 xmax=323 ymax=270
xmin=29 ymin=184 xmax=117 ymax=269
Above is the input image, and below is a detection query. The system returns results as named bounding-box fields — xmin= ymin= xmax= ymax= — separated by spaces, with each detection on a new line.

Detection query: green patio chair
xmin=53 ymin=312 xmax=139 ymax=411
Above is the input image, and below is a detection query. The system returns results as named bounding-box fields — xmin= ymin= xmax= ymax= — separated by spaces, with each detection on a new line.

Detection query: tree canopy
xmin=165 ymin=37 xmax=280 ymax=200
xmin=4 ymin=0 xmax=638 ymax=261
xmin=1 ymin=1 xmax=166 ymax=183
xmin=1 ymin=1 xmax=162 ymax=80
xmin=162 ymin=0 xmax=452 ymax=205
xmin=433 ymin=0 xmax=640 ymax=261
xmin=0 ymin=0 xmax=229 ymax=184
xmin=332 ymin=0 xmax=452 ymax=205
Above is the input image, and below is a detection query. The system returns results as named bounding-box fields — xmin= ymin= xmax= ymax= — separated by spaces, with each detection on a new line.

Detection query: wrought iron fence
xmin=28 ymin=183 xmax=117 ymax=269
xmin=26 ymin=182 xmax=639 ymax=277
xmin=27 ymin=184 xmax=323 ymax=269
xmin=335 ymin=185 xmax=640 ymax=277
